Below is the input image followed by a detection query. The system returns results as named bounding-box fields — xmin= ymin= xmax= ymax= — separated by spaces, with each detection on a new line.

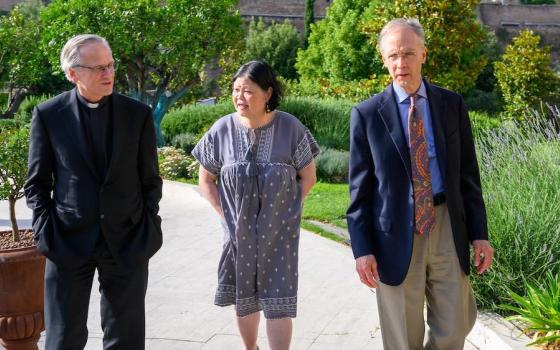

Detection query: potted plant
xmin=0 ymin=122 xmax=45 ymax=350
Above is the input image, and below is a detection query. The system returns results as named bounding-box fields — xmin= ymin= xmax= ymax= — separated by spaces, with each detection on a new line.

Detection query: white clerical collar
xmin=76 ymin=90 xmax=109 ymax=109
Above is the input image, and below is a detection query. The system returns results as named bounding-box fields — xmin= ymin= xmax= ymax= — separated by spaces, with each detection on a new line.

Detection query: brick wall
xmin=238 ymin=0 xmax=329 ymax=17
xmin=239 ymin=0 xmax=330 ymax=32
xmin=478 ymin=3 xmax=560 ymax=65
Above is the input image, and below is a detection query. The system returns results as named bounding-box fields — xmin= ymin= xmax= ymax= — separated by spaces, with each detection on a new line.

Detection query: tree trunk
xmin=152 ymin=87 xmax=188 ymax=146
xmin=9 ymin=196 xmax=20 ymax=242
xmin=0 ymin=88 xmax=28 ymax=119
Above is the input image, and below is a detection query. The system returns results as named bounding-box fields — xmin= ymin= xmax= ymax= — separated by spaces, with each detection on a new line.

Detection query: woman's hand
xmin=297 ymin=160 xmax=317 ymax=202
xmin=198 ymin=166 xmax=224 ymax=219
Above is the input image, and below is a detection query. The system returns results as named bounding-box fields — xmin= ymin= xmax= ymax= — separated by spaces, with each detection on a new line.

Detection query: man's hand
xmin=356 ymin=254 xmax=380 ymax=288
xmin=472 ymin=240 xmax=494 ymax=274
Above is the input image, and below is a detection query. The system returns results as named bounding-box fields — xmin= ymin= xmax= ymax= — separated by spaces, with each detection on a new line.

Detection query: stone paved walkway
xmin=1 ymin=180 xmax=531 ymax=349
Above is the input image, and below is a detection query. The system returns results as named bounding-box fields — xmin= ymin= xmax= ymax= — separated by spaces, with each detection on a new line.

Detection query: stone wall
xmin=0 ymin=0 xmax=22 ymax=11
xmin=478 ymin=3 xmax=560 ymax=66
xmin=239 ymin=0 xmax=330 ymax=33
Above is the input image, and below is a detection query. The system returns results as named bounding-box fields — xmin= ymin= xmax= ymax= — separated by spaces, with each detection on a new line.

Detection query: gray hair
xmin=378 ymin=18 xmax=425 ymax=52
xmin=60 ymin=34 xmax=111 ymax=82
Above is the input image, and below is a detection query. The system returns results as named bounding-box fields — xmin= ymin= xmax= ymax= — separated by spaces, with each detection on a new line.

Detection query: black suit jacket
xmin=347 ymin=80 xmax=488 ymax=286
xmin=24 ymin=89 xmax=163 ymax=267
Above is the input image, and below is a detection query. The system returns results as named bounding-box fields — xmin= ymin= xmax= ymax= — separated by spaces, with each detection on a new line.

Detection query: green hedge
xmin=162 ymin=97 xmax=355 ymax=150
xmin=280 ymin=97 xmax=354 ymax=150
xmin=161 ymin=97 xmax=501 ymax=152
xmin=161 ymin=101 xmax=235 ymax=144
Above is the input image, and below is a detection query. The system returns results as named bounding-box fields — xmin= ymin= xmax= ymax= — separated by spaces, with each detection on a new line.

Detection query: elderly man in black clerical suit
xmin=24 ymin=34 xmax=162 ymax=350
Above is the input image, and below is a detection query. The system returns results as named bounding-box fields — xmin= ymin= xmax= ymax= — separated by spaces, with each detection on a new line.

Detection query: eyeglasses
xmin=73 ymin=62 xmax=116 ymax=73
xmin=384 ymin=51 xmax=418 ymax=62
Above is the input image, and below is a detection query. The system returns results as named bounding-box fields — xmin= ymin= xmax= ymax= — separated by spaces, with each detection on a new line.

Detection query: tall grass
xmin=472 ymin=107 xmax=560 ymax=311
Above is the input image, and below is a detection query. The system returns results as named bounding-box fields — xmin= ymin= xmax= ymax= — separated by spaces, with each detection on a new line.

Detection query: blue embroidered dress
xmin=192 ymin=111 xmax=320 ymax=319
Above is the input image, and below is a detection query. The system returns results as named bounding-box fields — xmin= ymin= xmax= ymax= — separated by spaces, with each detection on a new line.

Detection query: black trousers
xmin=44 ymin=236 xmax=149 ymax=350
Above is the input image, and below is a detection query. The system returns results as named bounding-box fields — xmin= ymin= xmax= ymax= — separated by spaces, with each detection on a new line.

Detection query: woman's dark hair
xmin=232 ymin=60 xmax=283 ymax=111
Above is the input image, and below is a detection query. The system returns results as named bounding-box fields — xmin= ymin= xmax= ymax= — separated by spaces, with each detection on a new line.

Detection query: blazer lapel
xmin=378 ymin=85 xmax=412 ymax=180
xmin=61 ymin=89 xmax=99 ymax=180
xmin=424 ymin=80 xmax=447 ymax=182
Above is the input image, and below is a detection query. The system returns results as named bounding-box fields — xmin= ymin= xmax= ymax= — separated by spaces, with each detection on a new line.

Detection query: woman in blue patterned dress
xmin=192 ymin=61 xmax=319 ymax=350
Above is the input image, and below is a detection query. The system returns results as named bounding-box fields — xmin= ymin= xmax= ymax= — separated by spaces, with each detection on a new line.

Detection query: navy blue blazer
xmin=347 ymin=80 xmax=488 ymax=286
xmin=24 ymin=89 xmax=163 ymax=268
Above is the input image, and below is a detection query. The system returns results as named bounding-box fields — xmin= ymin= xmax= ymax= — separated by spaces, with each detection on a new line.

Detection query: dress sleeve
xmin=293 ymin=128 xmax=320 ymax=171
xmin=191 ymin=131 xmax=221 ymax=176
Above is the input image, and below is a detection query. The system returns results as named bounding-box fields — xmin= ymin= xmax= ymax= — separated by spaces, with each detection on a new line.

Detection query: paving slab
xmin=0 ymin=180 xmax=534 ymax=349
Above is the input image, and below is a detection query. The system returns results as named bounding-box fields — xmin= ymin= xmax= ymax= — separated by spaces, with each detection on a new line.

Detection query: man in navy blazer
xmin=24 ymin=34 xmax=162 ymax=349
xmin=347 ymin=18 xmax=494 ymax=349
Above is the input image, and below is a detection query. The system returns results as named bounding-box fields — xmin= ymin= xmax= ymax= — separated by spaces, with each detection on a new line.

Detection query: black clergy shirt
xmin=76 ymin=91 xmax=113 ymax=181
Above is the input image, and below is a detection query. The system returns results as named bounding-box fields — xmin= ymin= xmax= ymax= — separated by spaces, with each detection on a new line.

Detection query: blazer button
xmin=100 ymin=214 xmax=105 ymax=219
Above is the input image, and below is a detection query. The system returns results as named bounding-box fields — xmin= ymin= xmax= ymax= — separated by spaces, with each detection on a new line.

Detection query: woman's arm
xmin=198 ymin=166 xmax=224 ymax=219
xmin=297 ymin=160 xmax=317 ymax=201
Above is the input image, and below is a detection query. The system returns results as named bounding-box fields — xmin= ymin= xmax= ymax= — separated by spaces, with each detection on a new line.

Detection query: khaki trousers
xmin=376 ymin=204 xmax=477 ymax=350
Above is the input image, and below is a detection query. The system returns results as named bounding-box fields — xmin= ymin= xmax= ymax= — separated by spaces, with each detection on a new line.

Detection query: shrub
xmin=162 ymin=97 xmax=355 ymax=150
xmin=501 ymin=272 xmax=560 ymax=347
xmin=286 ymin=75 xmax=387 ymax=102
xmin=494 ymin=30 xmax=560 ymax=120
xmin=471 ymin=111 xmax=560 ymax=311
xmin=0 ymin=125 xmax=30 ymax=242
xmin=157 ymin=147 xmax=198 ymax=180
xmin=464 ymin=89 xmax=501 ymax=115
xmin=281 ymin=97 xmax=354 ymax=150
xmin=315 ymin=148 xmax=349 ymax=183
xmin=161 ymin=101 xmax=234 ymax=144
xmin=244 ymin=18 xmax=303 ymax=80
xmin=0 ymin=119 xmax=25 ymax=130
xmin=170 ymin=132 xmax=200 ymax=154
xmin=14 ymin=94 xmax=51 ymax=124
